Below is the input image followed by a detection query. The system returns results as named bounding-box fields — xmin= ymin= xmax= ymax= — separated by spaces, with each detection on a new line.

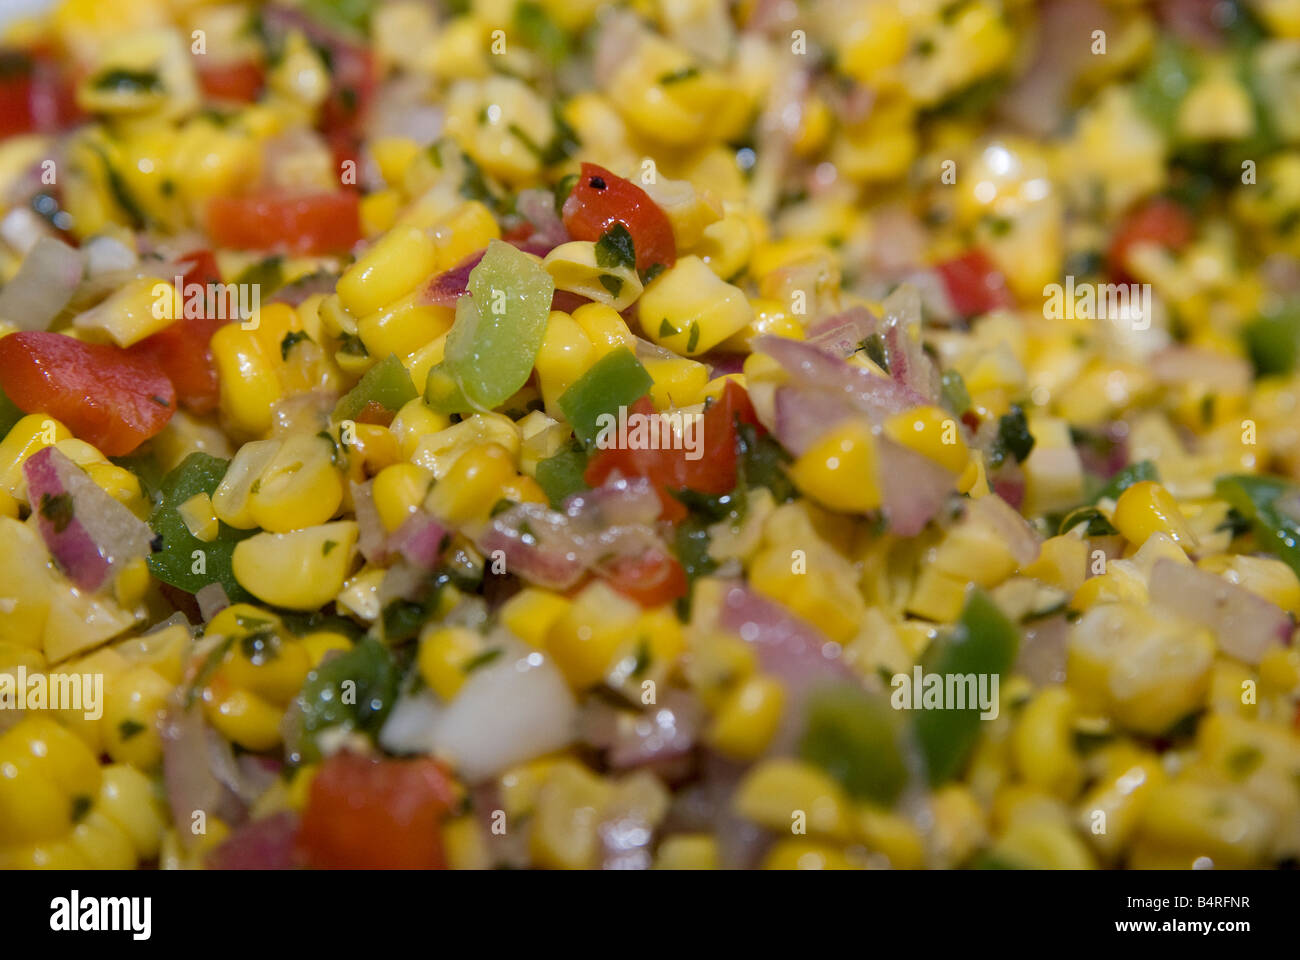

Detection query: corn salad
xmin=0 ymin=0 xmax=1298 ymax=871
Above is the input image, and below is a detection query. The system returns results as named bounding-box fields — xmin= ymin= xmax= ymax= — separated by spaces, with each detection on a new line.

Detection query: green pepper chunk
xmin=288 ymin=637 xmax=399 ymax=764
xmin=799 ymin=684 xmax=910 ymax=805
xmin=913 ymin=589 xmax=1020 ymax=786
xmin=534 ymin=440 xmax=590 ymax=508
xmin=1214 ymin=474 xmax=1300 ymax=577
xmin=333 ymin=353 xmax=417 ymax=422
xmin=557 ymin=346 xmax=653 ymax=446
xmin=146 ymin=453 xmax=255 ymax=602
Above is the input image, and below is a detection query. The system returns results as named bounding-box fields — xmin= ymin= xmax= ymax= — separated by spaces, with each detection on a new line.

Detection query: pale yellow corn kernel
xmin=530 ymin=760 xmax=614 ymax=870
xmin=113 ymin=623 xmax=189 ymax=686
xmin=499 ymin=758 xmax=563 ymax=820
xmin=372 ymin=462 xmax=431 ymax=532
xmin=1136 ymin=780 xmax=1271 ymax=868
xmin=1112 ymin=481 xmax=1197 ymax=549
xmin=883 ymin=405 xmax=969 ymax=474
xmin=268 ymin=28 xmax=329 ymax=107
xmin=178 ymin=491 xmax=219 ymax=542
xmin=543 ymin=240 xmax=642 ymax=311
xmin=337 ymin=225 xmax=441 ymax=318
xmin=424 ymin=442 xmax=516 ymax=526
xmin=1023 ymin=534 xmax=1087 ymax=593
xmin=1 ymin=716 xmax=101 ymax=801
xmin=390 ymin=397 xmax=452 ymax=461
xmin=654 ymin=833 xmax=719 ymax=869
xmin=73 ymin=275 xmax=178 ymax=347
xmin=212 ymin=438 xmax=283 ymax=529
xmin=534 ymin=311 xmax=597 ymax=418
xmin=706 ymin=673 xmax=785 ymax=761
xmin=442 ymin=814 xmax=489 ymax=870
xmin=749 ymin=547 xmax=865 ymax=644
xmin=428 ymin=201 xmax=501 ymax=272
xmin=855 ymin=805 xmax=927 ymax=869
xmin=70 ymin=810 xmax=136 ymax=869
xmin=761 ymin=838 xmax=861 ymax=870
xmin=733 ymin=759 xmax=853 ymax=841
xmin=1201 ymin=554 xmax=1300 ymax=615
xmin=358 ymin=291 xmax=456 ymax=360
xmin=220 ymin=641 xmax=311 ymax=708
xmin=640 ymin=256 xmax=752 ymax=356
xmin=929 ymin=784 xmax=988 ymax=867
xmin=94 ymin=763 xmax=165 ymax=860
xmin=1012 ymin=687 xmax=1084 ymax=800
xmin=84 ymin=462 xmax=143 ymax=510
xmin=499 ymin=588 xmax=572 ymax=648
xmin=0 ymin=487 xmax=17 ymax=518
xmin=570 ymin=302 xmax=633 ymax=358
xmin=0 ymin=414 xmax=72 ymax=501
xmin=410 ymin=413 xmax=520 ymax=479
xmin=545 ymin=581 xmax=641 ymax=689
xmin=247 ymin=433 xmax=343 ymax=532
xmin=905 ymin=566 xmax=972 ymax=623
xmin=370 ymin=136 xmax=422 ymax=187
xmin=204 ymin=687 xmax=284 ymax=752
xmin=719 ymin=296 xmax=802 ymax=351
xmin=990 ymin=818 xmax=1097 ymax=869
xmin=340 ymin=423 xmax=401 ymax=484
xmin=499 ymin=474 xmax=547 ymax=505
xmin=1259 ymin=646 xmax=1300 ymax=695
xmin=418 ymin=625 xmax=484 ymax=701
xmin=211 ymin=325 xmax=283 ymax=438
xmin=231 ymin=521 xmax=358 ymax=611
xmin=445 ymin=76 xmax=555 ymax=184
xmin=1067 ymin=561 xmax=1148 ymax=612
xmin=518 ymin=409 xmax=568 ymax=475
xmin=787 ymin=420 xmax=882 ymax=514
xmin=1076 ymin=745 xmax=1164 ymax=861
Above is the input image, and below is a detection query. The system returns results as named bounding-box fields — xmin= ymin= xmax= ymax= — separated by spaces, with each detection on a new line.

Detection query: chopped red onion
xmin=205 ymin=812 xmax=300 ymax=870
xmin=196 ymin=582 xmax=231 ymax=622
xmin=421 ymin=250 xmax=485 ymax=307
xmin=1149 ymin=558 xmax=1293 ymax=665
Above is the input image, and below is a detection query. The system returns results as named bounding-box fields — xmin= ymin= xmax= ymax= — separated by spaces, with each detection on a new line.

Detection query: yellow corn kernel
xmin=211 ymin=438 xmax=282 ymax=529
xmin=702 ymin=374 xmax=745 ymax=402
xmin=570 ymin=302 xmax=633 ymax=358
xmin=70 ymin=810 xmax=136 ymax=869
xmin=410 ymin=413 xmax=521 ymax=479
xmin=543 ymin=241 xmax=642 ymax=311
xmin=694 ymin=211 xmax=755 ymax=281
xmin=734 ymin=759 xmax=852 ymax=841
xmin=530 ymin=760 xmax=614 ymax=869
xmin=231 ymin=520 xmax=359 ymax=611
xmin=1076 ymin=745 xmax=1164 ymax=861
xmin=0 ymin=414 xmax=72 ymax=501
xmin=220 ymin=641 xmax=311 ymax=708
xmin=204 ymin=687 xmax=284 ymax=752
xmin=706 ymin=674 xmax=785 ymax=761
xmin=418 ymin=625 xmax=484 ymax=701
xmin=1112 ymin=481 xmax=1198 ymax=550
xmin=2 ymin=716 xmax=101 ymax=800
xmin=371 ymin=136 xmax=422 ymax=186
xmin=338 ymin=226 xmax=441 ymax=318
xmin=358 ymin=291 xmax=456 ymax=360
xmin=91 ymin=763 xmax=161 ymax=862
xmin=340 ymin=423 xmax=401 ymax=485
xmin=719 ymin=297 xmax=802 ymax=352
xmin=112 ymin=555 xmax=151 ymax=609
xmin=905 ymin=565 xmax=971 ymax=623
xmin=749 ymin=547 xmax=865 ymax=644
xmin=534 ymin=311 xmax=597 ymax=418
xmin=389 ymin=397 xmax=451 ymax=461
xmin=990 ymin=818 xmax=1097 ymax=869
xmin=640 ymin=256 xmax=753 ymax=356
xmin=372 ymin=462 xmax=431 ymax=532
xmin=787 ymin=420 xmax=882 ymax=514
xmin=654 ymin=833 xmax=719 ymax=869
xmin=499 ymin=474 xmax=547 ymax=505
xmin=360 ymin=187 xmax=403 ymax=236
xmin=178 ymin=491 xmax=219 ymax=542
xmin=429 ymin=201 xmax=501 ymax=271
xmin=1012 ymin=687 xmax=1083 ymax=800
xmin=299 ymin=631 xmax=353 ymax=668
xmin=247 ymin=433 xmax=343 ymax=533
xmin=1259 ymin=645 xmax=1300 ymax=695
xmin=102 ymin=664 xmax=171 ymax=769
xmin=546 ymin=581 xmax=641 ymax=689
xmin=499 ymin=588 xmax=572 ymax=648
xmin=761 ymin=838 xmax=861 ymax=870
xmin=883 ymin=405 xmax=969 ymax=474
xmin=0 ymin=754 xmax=71 ymax=845
xmin=642 ymin=355 xmax=709 ymax=408
xmin=930 ymin=784 xmax=989 ymax=867
xmin=211 ymin=325 xmax=283 ymax=438
xmin=834 ymin=1 xmax=908 ymax=86
xmin=1068 ymin=561 xmax=1148 ymax=612
xmin=855 ymin=805 xmax=927 ymax=869
xmin=424 ymin=442 xmax=516 ymax=526
xmin=113 ymin=623 xmax=189 ymax=685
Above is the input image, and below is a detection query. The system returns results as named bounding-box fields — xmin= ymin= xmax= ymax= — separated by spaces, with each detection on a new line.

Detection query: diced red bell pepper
xmin=562 ymin=162 xmax=676 ymax=276
xmin=0 ymin=331 xmax=176 ymax=456
xmin=0 ymin=48 xmax=81 ymax=138
xmin=128 ymin=250 xmax=226 ymax=414
xmin=599 ymin=548 xmax=689 ymax=607
xmin=206 ymin=191 xmax=361 ymax=256
xmin=935 ymin=250 xmax=1014 ymax=318
xmin=196 ymin=59 xmax=265 ymax=103
xmin=298 ymin=752 xmax=457 ymax=870
xmin=1108 ymin=197 xmax=1194 ymax=282
xmin=584 ymin=380 xmax=761 ymax=522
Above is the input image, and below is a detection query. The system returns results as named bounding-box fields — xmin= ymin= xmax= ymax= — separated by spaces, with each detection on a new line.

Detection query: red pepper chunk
xmin=1108 ymin=197 xmax=1194 ymax=282
xmin=561 ymin=163 xmax=676 ymax=275
xmin=0 ymin=331 xmax=176 ymax=457
xmin=207 ymin=191 xmax=361 ymax=256
xmin=584 ymin=380 xmax=761 ymax=523
xmin=935 ymin=250 xmax=1014 ymax=318
xmin=128 ymin=250 xmax=226 ymax=414
xmin=298 ymin=752 xmax=458 ymax=870
xmin=196 ymin=59 xmax=265 ymax=103
xmin=599 ymin=548 xmax=689 ymax=607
